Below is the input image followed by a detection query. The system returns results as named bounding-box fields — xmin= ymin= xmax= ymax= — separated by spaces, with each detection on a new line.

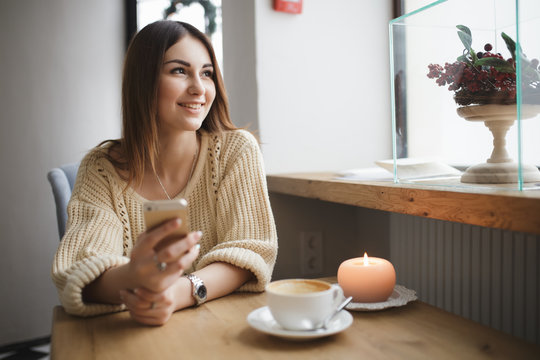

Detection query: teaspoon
xmin=321 ymin=296 xmax=353 ymax=330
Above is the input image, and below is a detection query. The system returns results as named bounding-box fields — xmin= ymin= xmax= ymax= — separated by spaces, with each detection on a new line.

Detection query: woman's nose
xmin=188 ymin=76 xmax=205 ymax=95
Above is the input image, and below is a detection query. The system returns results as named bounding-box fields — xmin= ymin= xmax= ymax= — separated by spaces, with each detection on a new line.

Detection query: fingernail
xmin=176 ymin=218 xmax=183 ymax=226
xmin=195 ymin=244 xmax=200 ymax=250
xmin=195 ymin=231 xmax=203 ymax=240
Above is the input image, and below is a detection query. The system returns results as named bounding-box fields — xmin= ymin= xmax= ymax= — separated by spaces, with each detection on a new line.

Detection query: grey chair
xmin=47 ymin=163 xmax=80 ymax=239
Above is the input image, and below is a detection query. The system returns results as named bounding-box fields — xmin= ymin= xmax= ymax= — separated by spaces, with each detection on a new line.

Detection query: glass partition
xmin=389 ymin=0 xmax=540 ymax=190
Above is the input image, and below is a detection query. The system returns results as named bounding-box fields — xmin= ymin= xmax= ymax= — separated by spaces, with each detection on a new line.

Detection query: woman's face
xmin=157 ymin=34 xmax=216 ymax=133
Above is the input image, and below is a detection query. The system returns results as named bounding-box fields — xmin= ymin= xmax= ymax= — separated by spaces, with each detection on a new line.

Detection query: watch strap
xmin=186 ymin=274 xmax=207 ymax=305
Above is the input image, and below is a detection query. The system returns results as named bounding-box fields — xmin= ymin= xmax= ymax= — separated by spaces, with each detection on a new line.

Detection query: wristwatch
xmin=185 ymin=274 xmax=207 ymax=305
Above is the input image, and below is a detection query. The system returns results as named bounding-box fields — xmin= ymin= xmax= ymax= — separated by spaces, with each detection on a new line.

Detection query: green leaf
xmin=475 ymin=57 xmax=515 ymax=73
xmin=501 ymin=32 xmax=516 ymax=60
xmin=458 ymin=31 xmax=472 ymax=52
xmin=456 ymin=25 xmax=471 ymax=36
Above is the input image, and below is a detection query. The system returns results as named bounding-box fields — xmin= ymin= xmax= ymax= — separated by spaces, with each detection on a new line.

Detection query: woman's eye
xmin=171 ymin=67 xmax=185 ymax=75
xmin=202 ymin=70 xmax=213 ymax=78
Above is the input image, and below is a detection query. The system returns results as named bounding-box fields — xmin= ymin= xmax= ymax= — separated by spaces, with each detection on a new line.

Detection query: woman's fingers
xmin=129 ymin=220 xmax=185 ymax=283
xmin=150 ymin=237 xmax=201 ymax=289
xmin=155 ymin=231 xmax=202 ymax=264
xmin=130 ymin=229 xmax=202 ymax=293
xmin=132 ymin=287 xmax=163 ymax=303
xmin=120 ymin=288 xmax=175 ymax=326
xmin=139 ymin=218 xmax=184 ymax=252
xmin=119 ymin=289 xmax=152 ymax=311
xmin=177 ymin=243 xmax=200 ymax=270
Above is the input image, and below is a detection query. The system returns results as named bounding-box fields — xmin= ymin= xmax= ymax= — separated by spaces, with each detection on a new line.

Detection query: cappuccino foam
xmin=269 ymin=280 xmax=330 ymax=294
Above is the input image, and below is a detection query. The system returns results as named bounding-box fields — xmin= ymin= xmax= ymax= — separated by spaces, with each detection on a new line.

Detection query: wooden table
xmin=267 ymin=173 xmax=540 ymax=235
xmin=51 ymin=280 xmax=540 ymax=359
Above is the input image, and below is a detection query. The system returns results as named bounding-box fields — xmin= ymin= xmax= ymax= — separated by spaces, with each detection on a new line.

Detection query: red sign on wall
xmin=273 ymin=0 xmax=303 ymax=14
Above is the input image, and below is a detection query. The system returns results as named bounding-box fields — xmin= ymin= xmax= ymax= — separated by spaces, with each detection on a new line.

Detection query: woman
xmin=52 ymin=20 xmax=278 ymax=325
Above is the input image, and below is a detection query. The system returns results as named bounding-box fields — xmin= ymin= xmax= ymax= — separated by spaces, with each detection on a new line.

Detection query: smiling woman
xmin=51 ymin=20 xmax=278 ymax=326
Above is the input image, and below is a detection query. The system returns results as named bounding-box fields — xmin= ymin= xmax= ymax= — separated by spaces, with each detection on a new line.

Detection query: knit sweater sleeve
xmin=196 ymin=131 xmax=278 ymax=291
xmin=51 ymin=149 xmax=129 ymax=316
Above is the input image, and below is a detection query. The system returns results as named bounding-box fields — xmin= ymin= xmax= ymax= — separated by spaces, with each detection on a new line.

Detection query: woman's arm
xmin=120 ymin=262 xmax=253 ymax=325
xmin=52 ymin=150 xmax=132 ymax=316
xmin=180 ymin=262 xmax=254 ymax=307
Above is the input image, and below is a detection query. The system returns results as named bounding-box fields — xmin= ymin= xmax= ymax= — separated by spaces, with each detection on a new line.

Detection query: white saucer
xmin=247 ymin=306 xmax=353 ymax=340
xmin=345 ymin=284 xmax=417 ymax=311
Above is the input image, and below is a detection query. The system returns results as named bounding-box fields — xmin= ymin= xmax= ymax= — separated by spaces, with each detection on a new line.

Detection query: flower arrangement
xmin=427 ymin=25 xmax=540 ymax=106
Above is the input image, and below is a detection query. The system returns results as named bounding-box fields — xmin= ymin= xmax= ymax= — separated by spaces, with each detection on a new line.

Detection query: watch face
xmin=197 ymin=285 xmax=207 ymax=300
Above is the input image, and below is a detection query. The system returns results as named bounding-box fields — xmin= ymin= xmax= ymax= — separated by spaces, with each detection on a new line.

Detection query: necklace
xmin=155 ymin=143 xmax=199 ymax=200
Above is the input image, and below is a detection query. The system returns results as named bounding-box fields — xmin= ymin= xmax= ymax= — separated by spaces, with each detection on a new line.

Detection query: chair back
xmin=47 ymin=163 xmax=80 ymax=239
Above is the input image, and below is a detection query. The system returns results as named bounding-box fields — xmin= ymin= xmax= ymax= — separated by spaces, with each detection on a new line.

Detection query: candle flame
xmin=363 ymin=252 xmax=369 ymax=266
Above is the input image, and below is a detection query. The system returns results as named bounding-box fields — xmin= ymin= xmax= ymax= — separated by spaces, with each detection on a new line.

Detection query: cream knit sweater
xmin=52 ymin=130 xmax=278 ymax=317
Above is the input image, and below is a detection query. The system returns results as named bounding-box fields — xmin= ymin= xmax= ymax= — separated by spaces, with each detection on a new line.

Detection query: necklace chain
xmin=155 ymin=145 xmax=199 ymax=200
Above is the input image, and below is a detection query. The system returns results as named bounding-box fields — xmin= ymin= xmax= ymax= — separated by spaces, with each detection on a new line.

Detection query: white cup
xmin=265 ymin=279 xmax=344 ymax=331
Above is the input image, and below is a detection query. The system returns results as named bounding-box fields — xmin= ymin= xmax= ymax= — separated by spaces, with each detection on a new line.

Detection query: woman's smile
xmin=178 ymin=102 xmax=205 ymax=113
xmin=179 ymin=103 xmax=203 ymax=110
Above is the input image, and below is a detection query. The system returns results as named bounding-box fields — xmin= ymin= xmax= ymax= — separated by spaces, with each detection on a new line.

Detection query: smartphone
xmin=143 ymin=199 xmax=190 ymax=251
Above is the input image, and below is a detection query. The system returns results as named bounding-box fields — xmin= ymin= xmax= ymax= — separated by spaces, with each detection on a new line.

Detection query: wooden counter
xmin=267 ymin=173 xmax=540 ymax=235
xmin=51 ymin=277 xmax=540 ymax=360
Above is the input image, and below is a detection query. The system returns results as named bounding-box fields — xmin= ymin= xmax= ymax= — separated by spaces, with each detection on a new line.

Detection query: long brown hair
xmin=108 ymin=20 xmax=236 ymax=188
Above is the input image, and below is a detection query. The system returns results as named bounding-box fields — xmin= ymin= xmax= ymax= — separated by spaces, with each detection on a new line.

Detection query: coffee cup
xmin=265 ymin=279 xmax=344 ymax=331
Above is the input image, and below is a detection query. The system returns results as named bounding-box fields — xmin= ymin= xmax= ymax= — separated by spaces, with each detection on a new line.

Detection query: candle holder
xmin=337 ymin=253 xmax=396 ymax=303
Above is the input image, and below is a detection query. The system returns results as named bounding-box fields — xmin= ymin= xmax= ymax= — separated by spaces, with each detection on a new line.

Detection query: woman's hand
xmin=120 ymin=236 xmax=200 ymax=325
xmin=119 ymin=284 xmax=178 ymax=326
xmin=128 ymin=218 xmax=202 ymax=293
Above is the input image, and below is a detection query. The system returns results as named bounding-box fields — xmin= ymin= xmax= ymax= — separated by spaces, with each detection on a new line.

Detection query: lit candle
xmin=337 ymin=252 xmax=396 ymax=303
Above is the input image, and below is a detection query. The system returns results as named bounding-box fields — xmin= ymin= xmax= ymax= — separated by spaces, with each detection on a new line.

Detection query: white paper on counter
xmin=375 ymin=158 xmax=461 ymax=180
xmin=335 ymin=158 xmax=462 ymax=182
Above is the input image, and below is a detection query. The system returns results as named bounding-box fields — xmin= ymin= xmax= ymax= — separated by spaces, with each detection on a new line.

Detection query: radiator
xmin=389 ymin=213 xmax=540 ymax=345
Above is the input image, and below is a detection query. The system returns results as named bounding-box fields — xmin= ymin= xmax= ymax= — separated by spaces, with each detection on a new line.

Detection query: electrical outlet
xmin=300 ymin=231 xmax=323 ymax=276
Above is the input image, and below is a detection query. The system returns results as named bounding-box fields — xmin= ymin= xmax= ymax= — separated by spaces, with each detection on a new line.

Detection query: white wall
xmin=255 ymin=0 xmax=393 ymax=174
xmin=222 ymin=0 xmax=393 ymax=282
xmin=0 ymin=0 xmax=123 ymax=345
